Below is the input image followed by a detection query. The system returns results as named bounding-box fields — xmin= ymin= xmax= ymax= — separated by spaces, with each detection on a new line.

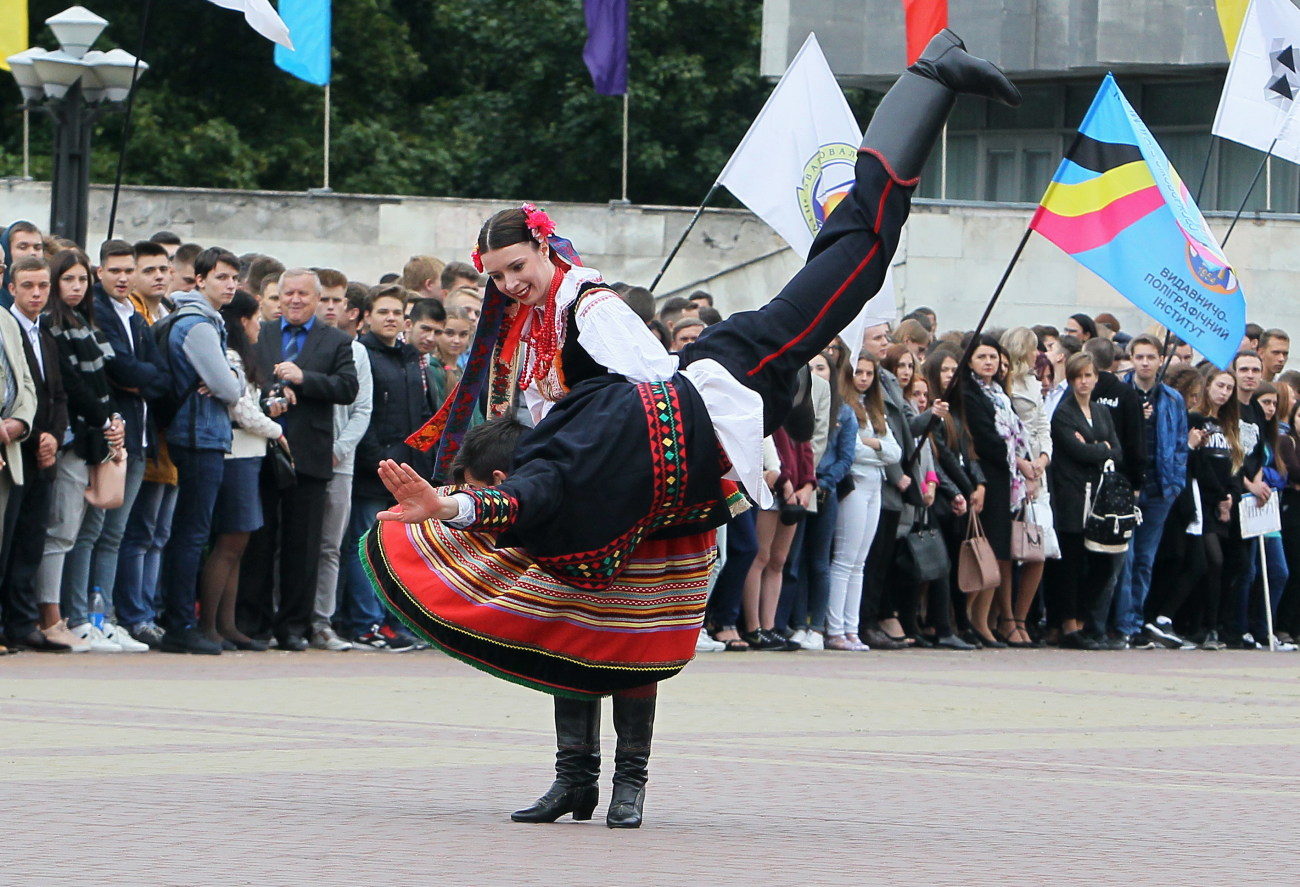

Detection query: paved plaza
xmin=2 ymin=647 xmax=1297 ymax=886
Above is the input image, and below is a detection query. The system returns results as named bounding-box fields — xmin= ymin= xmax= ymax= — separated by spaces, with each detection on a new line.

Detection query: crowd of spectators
xmin=0 ymin=217 xmax=1292 ymax=658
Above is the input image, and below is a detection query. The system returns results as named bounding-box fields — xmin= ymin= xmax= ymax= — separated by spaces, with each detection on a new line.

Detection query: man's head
xmin=341 ymin=282 xmax=371 ymax=337
xmin=1127 ymin=333 xmax=1164 ymax=386
xmin=1050 ymin=334 xmax=1083 ymax=378
xmin=131 ymin=240 xmax=171 ymax=302
xmin=402 ymin=255 xmax=446 ymax=299
xmin=246 ymin=255 xmax=285 ymax=299
xmin=149 ymin=230 xmax=182 ymax=261
xmin=97 ymin=239 xmax=136 ymax=302
xmin=407 ymin=297 xmax=446 ymax=355
xmin=1033 ymin=325 xmax=1060 ymax=352
xmin=913 ymin=306 xmax=937 ymax=332
xmin=1094 ymin=312 xmax=1121 ymax=340
xmin=1064 ymin=313 xmax=1097 ymax=341
xmin=1242 ymin=322 xmax=1263 ymax=353
xmin=450 ymin=417 xmax=526 ymax=488
xmin=1258 ymin=328 xmax=1290 ymax=379
xmin=671 ymin=317 xmax=704 ymax=352
xmin=620 ymin=285 xmax=655 ymax=324
xmin=444 ymin=286 xmax=482 ymax=324
xmin=8 ymin=256 xmax=50 ymax=320
xmin=171 ymin=243 xmax=201 ymax=293
xmin=863 ymin=323 xmax=891 ymax=361
xmin=369 ymin=286 xmax=406 ymax=347
xmin=1172 ymin=338 xmax=1193 ymax=364
xmin=8 ymin=221 xmax=43 ymax=262
xmin=657 ymin=295 xmax=696 ymax=331
xmin=1233 ymin=350 xmax=1264 ymax=398
xmin=278 ymin=268 xmax=321 ymax=325
xmin=315 ymin=268 xmax=348 ymax=327
xmin=1083 ymin=336 xmax=1116 ymax=372
xmin=440 ymin=261 xmax=482 ymax=295
xmin=689 ymin=290 xmax=714 ymax=310
xmin=894 ymin=318 xmax=931 ymax=361
xmin=194 ymin=247 xmax=240 ymax=310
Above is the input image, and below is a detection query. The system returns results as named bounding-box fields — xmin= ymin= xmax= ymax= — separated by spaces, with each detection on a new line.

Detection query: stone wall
xmin=3 ymin=176 xmax=1298 ymax=356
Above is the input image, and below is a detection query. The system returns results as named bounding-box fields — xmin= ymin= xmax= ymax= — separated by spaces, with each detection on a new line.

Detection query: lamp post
xmin=6 ymin=6 xmax=148 ymax=247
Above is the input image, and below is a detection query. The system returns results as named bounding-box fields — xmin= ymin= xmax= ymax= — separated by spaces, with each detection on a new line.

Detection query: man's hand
xmin=274 ymin=361 xmax=304 ymax=386
xmin=0 ymin=418 xmax=22 ymax=444
xmin=37 ymin=432 xmax=57 ymax=470
xmin=376 ymin=460 xmax=458 ymax=523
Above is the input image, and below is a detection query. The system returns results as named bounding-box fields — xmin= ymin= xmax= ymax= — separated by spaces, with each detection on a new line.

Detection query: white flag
xmin=716 ymin=33 xmax=861 ymax=256
xmin=204 ymin=0 xmax=294 ymax=49
xmin=1212 ymin=0 xmax=1300 ymax=163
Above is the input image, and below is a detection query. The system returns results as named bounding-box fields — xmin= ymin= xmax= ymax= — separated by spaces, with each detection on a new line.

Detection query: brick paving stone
xmin=1 ymin=647 xmax=1298 ymax=886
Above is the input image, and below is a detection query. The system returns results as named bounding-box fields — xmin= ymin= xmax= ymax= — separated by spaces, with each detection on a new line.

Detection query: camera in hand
xmin=262 ymin=382 xmax=289 ymax=412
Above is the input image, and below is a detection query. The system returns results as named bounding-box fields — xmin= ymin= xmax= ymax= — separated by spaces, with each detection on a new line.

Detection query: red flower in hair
xmin=470 ymin=244 xmax=484 ymax=273
xmin=521 ymin=203 xmax=556 ymax=241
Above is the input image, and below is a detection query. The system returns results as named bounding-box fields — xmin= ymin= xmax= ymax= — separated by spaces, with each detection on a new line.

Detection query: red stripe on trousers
xmin=747 ymin=178 xmax=894 ymax=377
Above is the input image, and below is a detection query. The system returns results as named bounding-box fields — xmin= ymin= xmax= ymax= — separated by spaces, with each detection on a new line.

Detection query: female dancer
xmin=365 ymin=31 xmax=1019 ymax=827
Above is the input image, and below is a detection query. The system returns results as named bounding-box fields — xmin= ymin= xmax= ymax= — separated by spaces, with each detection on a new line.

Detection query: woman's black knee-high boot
xmin=511 ymin=696 xmax=601 ymax=823
xmin=607 ymin=691 xmax=656 ymax=828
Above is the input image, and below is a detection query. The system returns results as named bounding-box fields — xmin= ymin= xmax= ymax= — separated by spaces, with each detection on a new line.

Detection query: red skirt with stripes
xmin=361 ymin=518 xmax=715 ymax=698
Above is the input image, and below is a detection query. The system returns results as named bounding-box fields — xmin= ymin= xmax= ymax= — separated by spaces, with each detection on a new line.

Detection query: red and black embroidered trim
xmin=464 ymin=488 xmax=519 ymax=531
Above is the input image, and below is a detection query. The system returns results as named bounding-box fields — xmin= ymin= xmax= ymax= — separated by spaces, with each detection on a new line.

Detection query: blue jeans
xmin=159 ymin=448 xmax=225 ymax=634
xmin=1242 ymin=535 xmax=1289 ymax=639
xmin=338 ymin=496 xmax=389 ymax=636
xmin=776 ymin=495 xmax=837 ymax=632
xmin=1087 ymin=549 xmax=1127 ymax=638
xmin=708 ymin=508 xmax=758 ymax=629
xmin=1115 ymin=489 xmax=1175 ymax=635
xmin=116 ymin=480 xmax=179 ymax=627
xmin=63 ymin=455 xmax=146 ymax=626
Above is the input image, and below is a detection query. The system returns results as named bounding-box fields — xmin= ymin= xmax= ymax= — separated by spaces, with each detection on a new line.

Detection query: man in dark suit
xmin=237 ymin=268 xmax=359 ymax=650
xmin=1 ymin=257 xmax=69 ymax=650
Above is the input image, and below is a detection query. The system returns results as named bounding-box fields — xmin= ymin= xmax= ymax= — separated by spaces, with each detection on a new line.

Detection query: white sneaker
xmin=101 ymin=621 xmax=148 ymax=653
xmin=311 ymin=627 xmax=353 ymax=651
xmin=70 ymin=622 xmax=122 ymax=653
xmin=800 ymin=629 xmax=825 ymax=651
xmin=695 ymin=628 xmax=725 ymax=652
xmin=1269 ymin=635 xmax=1298 ymax=652
xmin=788 ymin=628 xmax=809 ymax=646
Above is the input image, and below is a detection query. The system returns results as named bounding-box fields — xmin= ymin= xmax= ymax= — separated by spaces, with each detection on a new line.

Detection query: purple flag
xmin=583 ymin=0 xmax=628 ymax=95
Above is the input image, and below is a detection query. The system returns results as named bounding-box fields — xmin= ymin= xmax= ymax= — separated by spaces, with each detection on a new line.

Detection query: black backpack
xmin=150 ymin=304 xmax=209 ymax=431
xmin=1083 ymin=459 xmax=1141 ymax=553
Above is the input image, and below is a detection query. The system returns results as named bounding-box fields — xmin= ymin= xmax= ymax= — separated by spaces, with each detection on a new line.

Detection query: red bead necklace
xmin=520 ymin=266 xmax=565 ymax=390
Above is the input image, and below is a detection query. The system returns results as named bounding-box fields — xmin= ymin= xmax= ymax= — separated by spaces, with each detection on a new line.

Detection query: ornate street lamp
xmin=5 ymin=6 xmax=148 ymax=247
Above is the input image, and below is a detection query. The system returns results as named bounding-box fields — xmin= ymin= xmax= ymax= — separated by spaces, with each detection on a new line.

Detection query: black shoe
xmin=128 ymin=622 xmax=165 ymax=650
xmin=230 ymin=637 xmax=269 ymax=652
xmin=513 ymin=697 xmax=601 ymax=823
xmin=7 ymin=629 xmax=71 ymax=653
xmin=861 ymin=29 xmax=1020 ymax=183
xmin=1128 ymin=630 xmax=1159 ymax=650
xmin=957 ymin=629 xmax=984 ymax=649
xmin=765 ymin=629 xmax=801 ymax=651
xmin=1060 ymin=630 xmax=1101 ymax=651
xmin=740 ymin=629 xmax=785 ymax=651
xmin=861 ymin=627 xmax=905 ymax=650
xmin=935 ymin=633 xmax=977 ymax=651
xmin=160 ymin=627 xmax=222 ymax=655
xmin=277 ymin=634 xmax=309 ymax=652
xmin=606 ymin=783 xmax=646 ymax=829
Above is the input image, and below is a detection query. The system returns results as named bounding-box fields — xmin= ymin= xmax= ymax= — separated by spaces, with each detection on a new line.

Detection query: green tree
xmin=0 ymin=0 xmax=787 ymax=205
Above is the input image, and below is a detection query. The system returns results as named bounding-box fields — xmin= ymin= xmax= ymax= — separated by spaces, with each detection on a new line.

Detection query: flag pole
xmin=941 ymin=226 xmax=1033 ymax=404
xmin=621 ymin=91 xmax=629 ymax=203
xmin=106 ymin=0 xmax=154 ymax=241
xmin=940 ymin=122 xmax=948 ymax=199
xmin=1194 ymin=135 xmax=1215 ymax=203
xmin=323 ymin=83 xmax=331 ymax=190
xmin=1221 ymin=136 xmax=1278 ymax=248
xmin=649 ymin=183 xmax=719 ymax=292
xmin=21 ymin=108 xmax=29 ymax=179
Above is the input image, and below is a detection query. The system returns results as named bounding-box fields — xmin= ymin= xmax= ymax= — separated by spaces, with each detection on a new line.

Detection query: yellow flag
xmin=1217 ymin=0 xmax=1250 ymax=56
xmin=0 ymin=0 xmax=29 ymax=71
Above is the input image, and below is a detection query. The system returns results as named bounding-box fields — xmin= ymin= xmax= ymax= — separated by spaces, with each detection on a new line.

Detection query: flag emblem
xmin=796 ymin=143 xmax=858 ymax=236
xmin=1268 ymin=38 xmax=1298 ymax=104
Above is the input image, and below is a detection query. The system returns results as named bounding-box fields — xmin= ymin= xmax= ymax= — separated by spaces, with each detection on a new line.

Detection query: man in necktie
xmin=237 ymin=269 xmax=359 ymax=650
xmin=0 ymin=256 xmax=38 ymax=654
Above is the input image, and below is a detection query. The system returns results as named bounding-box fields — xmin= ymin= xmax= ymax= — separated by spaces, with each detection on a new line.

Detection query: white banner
xmin=1212 ymin=0 xmax=1300 ymax=164
xmin=203 ymin=0 xmax=294 ymax=49
xmin=715 ymin=33 xmax=861 ymax=257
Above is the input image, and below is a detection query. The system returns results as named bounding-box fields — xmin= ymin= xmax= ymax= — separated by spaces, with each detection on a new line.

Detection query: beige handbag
xmin=84 ymin=446 xmax=126 ymax=510
xmin=1011 ymin=502 xmax=1046 ymax=563
xmin=957 ymin=512 xmax=1000 ymax=593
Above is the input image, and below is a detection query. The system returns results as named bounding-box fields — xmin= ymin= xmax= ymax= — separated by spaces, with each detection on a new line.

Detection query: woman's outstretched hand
xmin=376 ymin=460 xmax=459 ymax=523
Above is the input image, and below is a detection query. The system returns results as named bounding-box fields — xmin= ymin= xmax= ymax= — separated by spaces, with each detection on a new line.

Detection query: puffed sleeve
xmin=573 ymin=288 xmax=679 ymax=382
